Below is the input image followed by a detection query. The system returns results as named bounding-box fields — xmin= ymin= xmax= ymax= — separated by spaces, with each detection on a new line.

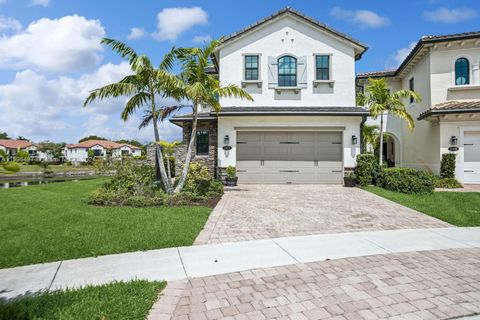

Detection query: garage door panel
xmin=465 ymin=131 xmax=480 ymax=162
xmin=236 ymin=131 xmax=343 ymax=184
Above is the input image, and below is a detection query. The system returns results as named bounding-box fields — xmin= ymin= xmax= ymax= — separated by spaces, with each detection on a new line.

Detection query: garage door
xmin=236 ymin=131 xmax=343 ymax=184
xmin=463 ymin=131 xmax=480 ymax=183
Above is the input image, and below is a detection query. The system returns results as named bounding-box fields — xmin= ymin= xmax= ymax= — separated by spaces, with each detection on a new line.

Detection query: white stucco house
xmin=172 ymin=7 xmax=369 ymax=184
xmin=357 ymin=31 xmax=480 ymax=184
xmin=64 ymin=140 xmax=142 ymax=162
xmin=0 ymin=139 xmax=50 ymax=161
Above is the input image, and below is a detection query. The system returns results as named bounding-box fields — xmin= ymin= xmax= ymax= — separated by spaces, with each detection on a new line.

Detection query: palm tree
xmin=357 ymin=78 xmax=421 ymax=165
xmin=164 ymin=40 xmax=253 ymax=193
xmin=158 ymin=140 xmax=180 ymax=180
xmin=362 ymin=124 xmax=379 ymax=153
xmin=84 ymin=38 xmax=182 ymax=194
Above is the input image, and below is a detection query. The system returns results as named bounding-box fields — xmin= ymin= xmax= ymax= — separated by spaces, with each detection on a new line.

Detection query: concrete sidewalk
xmin=1 ymin=227 xmax=480 ymax=299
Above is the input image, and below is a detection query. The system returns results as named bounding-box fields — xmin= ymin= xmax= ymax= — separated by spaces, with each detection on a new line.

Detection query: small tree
xmin=357 ymin=78 xmax=421 ymax=166
xmin=158 ymin=140 xmax=180 ymax=180
xmin=15 ymin=150 xmax=29 ymax=163
xmin=0 ymin=150 xmax=20 ymax=173
xmin=440 ymin=153 xmax=456 ymax=178
xmin=79 ymin=135 xmax=107 ymax=143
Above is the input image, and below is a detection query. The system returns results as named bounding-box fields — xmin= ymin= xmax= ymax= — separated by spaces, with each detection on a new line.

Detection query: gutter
xmin=418 ymin=108 xmax=480 ymax=120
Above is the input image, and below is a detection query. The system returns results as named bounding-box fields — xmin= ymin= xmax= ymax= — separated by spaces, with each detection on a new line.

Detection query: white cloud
xmin=384 ymin=42 xmax=416 ymax=69
xmin=423 ymin=7 xmax=477 ymax=23
xmin=0 ymin=16 xmax=21 ymax=33
xmin=127 ymin=27 xmax=146 ymax=40
xmin=153 ymin=7 xmax=208 ymax=41
xmin=31 ymin=0 xmax=50 ymax=6
xmin=0 ymin=15 xmax=105 ymax=73
xmin=192 ymin=34 xmax=212 ymax=44
xmin=330 ymin=6 xmax=391 ymax=28
xmin=0 ymin=62 xmax=182 ymax=143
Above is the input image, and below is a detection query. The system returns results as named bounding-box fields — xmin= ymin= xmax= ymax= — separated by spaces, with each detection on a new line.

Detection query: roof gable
xmin=217 ymin=7 xmax=367 ymax=60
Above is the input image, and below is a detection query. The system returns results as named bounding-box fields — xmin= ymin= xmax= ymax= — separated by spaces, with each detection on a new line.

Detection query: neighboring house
xmin=64 ymin=139 xmax=142 ymax=162
xmin=0 ymin=139 xmax=49 ymax=161
xmin=357 ymin=32 xmax=480 ymax=184
xmin=171 ymin=7 xmax=369 ymax=184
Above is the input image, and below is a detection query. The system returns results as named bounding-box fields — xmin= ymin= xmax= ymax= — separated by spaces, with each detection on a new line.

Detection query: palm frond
xmin=101 ymin=38 xmax=138 ymax=65
xmin=138 ymin=112 xmax=154 ymax=129
xmin=122 ymin=92 xmax=150 ymax=120
xmin=84 ymin=83 xmax=138 ymax=106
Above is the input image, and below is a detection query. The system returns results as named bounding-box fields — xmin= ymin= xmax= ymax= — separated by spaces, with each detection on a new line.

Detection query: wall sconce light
xmin=224 ymin=135 xmax=230 ymax=145
xmin=352 ymin=135 xmax=358 ymax=145
xmin=450 ymin=136 xmax=458 ymax=145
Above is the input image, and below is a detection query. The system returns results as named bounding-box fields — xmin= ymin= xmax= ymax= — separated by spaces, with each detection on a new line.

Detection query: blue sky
xmin=0 ymin=0 xmax=479 ymax=143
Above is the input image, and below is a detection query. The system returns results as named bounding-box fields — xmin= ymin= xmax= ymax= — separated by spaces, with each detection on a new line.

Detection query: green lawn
xmin=0 ymin=179 xmax=211 ymax=268
xmin=365 ymin=186 xmax=480 ymax=227
xmin=0 ymin=280 xmax=165 ymax=320
xmin=0 ymin=164 xmax=94 ymax=175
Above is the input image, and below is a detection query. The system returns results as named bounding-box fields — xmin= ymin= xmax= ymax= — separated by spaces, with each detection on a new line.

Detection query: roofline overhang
xmin=214 ymin=8 xmax=368 ymax=63
xmin=418 ymin=108 xmax=480 ymax=121
xmin=217 ymin=111 xmax=370 ymax=117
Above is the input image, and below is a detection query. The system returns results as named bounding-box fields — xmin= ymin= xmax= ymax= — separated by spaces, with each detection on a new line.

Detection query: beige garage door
xmin=236 ymin=131 xmax=343 ymax=184
xmin=463 ymin=131 xmax=480 ymax=183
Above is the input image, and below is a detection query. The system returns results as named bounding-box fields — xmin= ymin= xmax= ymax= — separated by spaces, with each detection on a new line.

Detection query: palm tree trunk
xmin=166 ymin=156 xmax=172 ymax=180
xmin=379 ymin=112 xmax=384 ymax=166
xmin=174 ymin=103 xmax=198 ymax=193
xmin=149 ymin=92 xmax=172 ymax=194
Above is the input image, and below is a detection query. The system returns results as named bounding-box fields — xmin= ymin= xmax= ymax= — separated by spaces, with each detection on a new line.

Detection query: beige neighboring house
xmin=357 ymin=31 xmax=480 ymax=184
xmin=64 ymin=139 xmax=142 ymax=162
xmin=0 ymin=139 xmax=50 ymax=161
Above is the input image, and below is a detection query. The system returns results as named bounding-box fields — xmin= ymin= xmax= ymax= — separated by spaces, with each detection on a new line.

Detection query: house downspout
xmin=360 ymin=115 xmax=367 ymax=154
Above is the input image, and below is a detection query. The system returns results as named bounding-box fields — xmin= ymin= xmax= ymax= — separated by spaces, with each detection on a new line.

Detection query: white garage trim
xmin=234 ymin=126 xmax=346 ymax=131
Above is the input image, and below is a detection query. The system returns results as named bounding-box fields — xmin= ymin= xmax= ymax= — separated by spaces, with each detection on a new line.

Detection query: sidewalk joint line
xmin=47 ymin=260 xmax=63 ymax=292
xmin=352 ymin=233 xmax=393 ymax=253
xmin=176 ymin=247 xmax=188 ymax=279
xmin=272 ymin=239 xmax=300 ymax=263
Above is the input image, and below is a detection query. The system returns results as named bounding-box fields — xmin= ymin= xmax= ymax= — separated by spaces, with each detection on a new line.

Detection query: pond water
xmin=0 ymin=177 xmax=95 ymax=189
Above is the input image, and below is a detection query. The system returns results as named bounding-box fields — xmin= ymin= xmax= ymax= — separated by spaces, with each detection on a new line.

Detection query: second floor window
xmin=278 ymin=56 xmax=297 ymax=87
xmin=244 ymin=55 xmax=259 ymax=80
xmin=455 ymin=58 xmax=470 ymax=85
xmin=196 ymin=131 xmax=209 ymax=155
xmin=409 ymin=77 xmax=415 ymax=103
xmin=315 ymin=55 xmax=330 ymax=80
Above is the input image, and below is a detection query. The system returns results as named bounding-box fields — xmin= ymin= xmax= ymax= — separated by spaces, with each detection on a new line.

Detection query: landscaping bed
xmin=0 ymin=280 xmax=164 ymax=320
xmin=365 ymin=186 xmax=480 ymax=227
xmin=0 ymin=178 xmax=212 ymax=268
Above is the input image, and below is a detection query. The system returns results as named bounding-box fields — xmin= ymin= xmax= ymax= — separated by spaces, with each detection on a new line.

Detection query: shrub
xmin=435 ymin=177 xmax=463 ymax=189
xmin=226 ymin=166 xmax=236 ymax=179
xmin=377 ymin=168 xmax=435 ymax=194
xmin=355 ymin=154 xmax=377 ymax=186
xmin=15 ymin=150 xmax=30 ymax=163
xmin=440 ymin=153 xmax=456 ymax=178
xmin=182 ymin=163 xmax=224 ymax=196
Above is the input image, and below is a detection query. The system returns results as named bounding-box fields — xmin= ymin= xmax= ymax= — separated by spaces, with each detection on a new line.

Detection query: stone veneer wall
xmin=145 ymin=121 xmax=218 ymax=178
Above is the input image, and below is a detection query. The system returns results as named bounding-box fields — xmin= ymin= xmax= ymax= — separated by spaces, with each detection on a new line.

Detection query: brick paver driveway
xmin=150 ymin=248 xmax=480 ymax=320
xmin=195 ymin=185 xmax=450 ymax=244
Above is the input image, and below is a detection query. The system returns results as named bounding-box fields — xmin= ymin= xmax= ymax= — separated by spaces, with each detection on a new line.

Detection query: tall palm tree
xmin=84 ymin=38 xmax=182 ymax=194
xmin=357 ymin=78 xmax=421 ymax=165
xmin=164 ymin=39 xmax=253 ymax=193
xmin=158 ymin=140 xmax=180 ymax=180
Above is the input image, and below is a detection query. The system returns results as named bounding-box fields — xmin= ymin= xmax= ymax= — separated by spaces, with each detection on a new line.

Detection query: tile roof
xmin=220 ymin=7 xmax=368 ymax=59
xmin=0 ymin=139 xmax=35 ymax=149
xmin=66 ymin=140 xmax=141 ymax=150
xmin=357 ymin=31 xmax=480 ymax=79
xmin=418 ymin=100 xmax=480 ymax=120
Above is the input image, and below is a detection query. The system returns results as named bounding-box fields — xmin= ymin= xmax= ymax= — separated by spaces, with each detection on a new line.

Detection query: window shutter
xmin=268 ymin=56 xmax=278 ymax=88
xmin=298 ymin=56 xmax=307 ymax=88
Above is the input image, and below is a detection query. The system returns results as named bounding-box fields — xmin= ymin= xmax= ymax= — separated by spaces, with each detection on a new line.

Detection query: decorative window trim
xmin=241 ymin=53 xmax=262 ymax=88
xmin=312 ymin=53 xmax=333 ymax=87
xmin=451 ymin=55 xmax=473 ymax=86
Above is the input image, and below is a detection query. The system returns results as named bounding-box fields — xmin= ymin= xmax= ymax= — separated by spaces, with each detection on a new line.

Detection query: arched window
xmin=455 ymin=58 xmax=470 ymax=85
xmin=278 ymin=56 xmax=297 ymax=87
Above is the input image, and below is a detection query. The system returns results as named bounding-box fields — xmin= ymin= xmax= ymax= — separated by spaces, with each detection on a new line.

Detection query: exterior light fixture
xmin=352 ymin=135 xmax=358 ymax=145
xmin=450 ymin=136 xmax=458 ymax=145
xmin=224 ymin=135 xmax=230 ymax=145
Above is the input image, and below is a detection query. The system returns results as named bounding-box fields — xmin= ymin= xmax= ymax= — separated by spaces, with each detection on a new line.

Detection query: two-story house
xmin=64 ymin=139 xmax=142 ymax=163
xmin=171 ymin=7 xmax=368 ymax=184
xmin=357 ymin=32 xmax=480 ymax=184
